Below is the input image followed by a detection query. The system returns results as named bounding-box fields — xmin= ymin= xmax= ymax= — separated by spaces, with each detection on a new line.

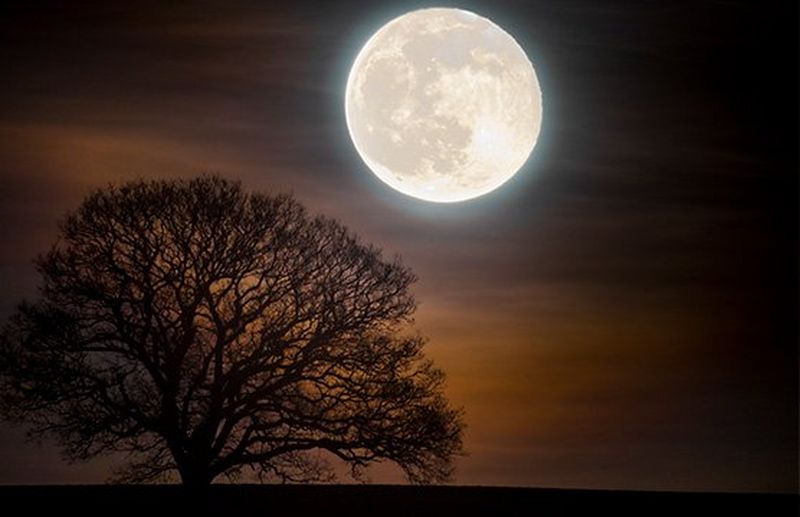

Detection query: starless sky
xmin=0 ymin=1 xmax=796 ymax=492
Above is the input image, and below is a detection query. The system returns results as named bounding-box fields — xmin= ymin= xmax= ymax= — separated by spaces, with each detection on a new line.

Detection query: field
xmin=0 ymin=485 xmax=795 ymax=516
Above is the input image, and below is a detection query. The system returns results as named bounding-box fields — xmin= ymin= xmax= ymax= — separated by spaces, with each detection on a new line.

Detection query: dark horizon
xmin=0 ymin=1 xmax=797 ymax=492
xmin=0 ymin=485 xmax=795 ymax=517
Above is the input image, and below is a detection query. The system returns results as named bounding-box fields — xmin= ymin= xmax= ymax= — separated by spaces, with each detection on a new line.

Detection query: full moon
xmin=345 ymin=8 xmax=542 ymax=203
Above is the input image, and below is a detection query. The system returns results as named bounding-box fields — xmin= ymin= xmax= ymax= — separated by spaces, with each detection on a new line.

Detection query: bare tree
xmin=0 ymin=177 xmax=464 ymax=486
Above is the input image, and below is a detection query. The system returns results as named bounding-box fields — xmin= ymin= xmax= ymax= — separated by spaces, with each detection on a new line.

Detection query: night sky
xmin=0 ymin=1 xmax=796 ymax=492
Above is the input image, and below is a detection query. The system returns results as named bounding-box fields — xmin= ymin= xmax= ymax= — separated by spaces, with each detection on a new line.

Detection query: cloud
xmin=0 ymin=0 xmax=794 ymax=491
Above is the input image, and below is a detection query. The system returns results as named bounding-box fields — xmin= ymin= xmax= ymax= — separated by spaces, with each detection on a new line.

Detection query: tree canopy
xmin=0 ymin=177 xmax=464 ymax=485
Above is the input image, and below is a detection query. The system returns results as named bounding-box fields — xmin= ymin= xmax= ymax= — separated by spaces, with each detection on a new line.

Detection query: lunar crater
xmin=346 ymin=8 xmax=542 ymax=202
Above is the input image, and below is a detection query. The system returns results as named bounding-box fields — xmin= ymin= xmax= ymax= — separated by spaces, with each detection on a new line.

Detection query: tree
xmin=0 ymin=176 xmax=463 ymax=486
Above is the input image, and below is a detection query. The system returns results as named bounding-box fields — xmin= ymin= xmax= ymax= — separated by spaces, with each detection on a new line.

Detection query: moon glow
xmin=345 ymin=8 xmax=542 ymax=203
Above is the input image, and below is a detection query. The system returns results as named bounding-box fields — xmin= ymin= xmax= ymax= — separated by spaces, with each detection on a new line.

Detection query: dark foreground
xmin=0 ymin=485 xmax=795 ymax=516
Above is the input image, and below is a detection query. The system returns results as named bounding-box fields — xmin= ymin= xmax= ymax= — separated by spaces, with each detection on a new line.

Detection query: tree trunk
xmin=178 ymin=465 xmax=213 ymax=486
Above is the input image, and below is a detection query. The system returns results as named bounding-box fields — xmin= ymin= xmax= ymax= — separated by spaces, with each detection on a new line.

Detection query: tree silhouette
xmin=0 ymin=177 xmax=464 ymax=486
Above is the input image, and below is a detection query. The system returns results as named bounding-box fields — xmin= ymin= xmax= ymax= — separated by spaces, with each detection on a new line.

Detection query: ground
xmin=0 ymin=485 xmax=795 ymax=516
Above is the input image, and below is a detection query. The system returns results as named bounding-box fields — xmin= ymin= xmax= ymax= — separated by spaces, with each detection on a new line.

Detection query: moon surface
xmin=345 ymin=8 xmax=542 ymax=203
